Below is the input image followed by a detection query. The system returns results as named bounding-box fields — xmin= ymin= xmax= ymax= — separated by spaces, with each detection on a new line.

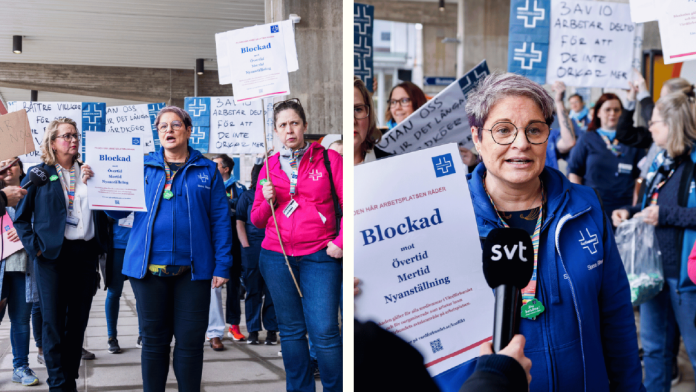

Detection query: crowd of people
xmin=0 ymin=98 xmax=343 ymax=392
xmin=353 ymin=71 xmax=696 ymax=392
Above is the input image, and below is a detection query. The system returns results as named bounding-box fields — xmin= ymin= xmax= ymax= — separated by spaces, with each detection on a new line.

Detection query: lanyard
xmin=650 ymin=168 xmax=676 ymax=206
xmin=483 ymin=174 xmax=543 ymax=306
xmin=598 ymin=133 xmax=622 ymax=157
xmin=55 ymin=163 xmax=76 ymax=215
xmin=163 ymin=160 xmax=184 ymax=200
xmin=289 ymin=149 xmax=301 ymax=196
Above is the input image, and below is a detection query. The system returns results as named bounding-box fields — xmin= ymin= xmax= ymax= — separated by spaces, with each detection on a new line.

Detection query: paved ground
xmin=0 ymin=281 xmax=322 ymax=391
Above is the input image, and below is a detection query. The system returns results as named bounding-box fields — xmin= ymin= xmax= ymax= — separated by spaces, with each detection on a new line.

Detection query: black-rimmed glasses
xmin=354 ymin=105 xmax=369 ymax=119
xmin=480 ymin=121 xmax=550 ymax=145
xmin=388 ymin=98 xmax=411 ymax=108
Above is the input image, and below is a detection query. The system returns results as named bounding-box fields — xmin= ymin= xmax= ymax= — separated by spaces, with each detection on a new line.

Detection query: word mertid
xmin=241 ymin=43 xmax=271 ymax=54
xmin=360 ymin=209 xmax=443 ymax=246
xmin=99 ymin=155 xmax=131 ymax=162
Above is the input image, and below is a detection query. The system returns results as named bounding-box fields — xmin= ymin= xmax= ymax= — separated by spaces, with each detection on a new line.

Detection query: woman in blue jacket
xmin=97 ymin=106 xmax=233 ymax=392
xmin=446 ymin=72 xmax=644 ymax=391
xmin=612 ymin=91 xmax=696 ymax=392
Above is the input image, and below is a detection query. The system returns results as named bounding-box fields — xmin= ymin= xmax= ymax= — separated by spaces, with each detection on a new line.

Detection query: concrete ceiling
xmin=0 ymin=0 xmax=264 ymax=107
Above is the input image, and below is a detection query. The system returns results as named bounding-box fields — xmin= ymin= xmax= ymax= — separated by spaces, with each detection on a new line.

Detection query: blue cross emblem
xmin=353 ymin=6 xmax=372 ymax=34
xmin=190 ymin=127 xmax=206 ymax=144
xmin=432 ymin=154 xmax=456 ymax=178
xmin=188 ymin=99 xmax=207 ymax=117
xmin=578 ymin=229 xmax=599 ymax=254
xmin=83 ymin=104 xmax=103 ymax=124
xmin=271 ymin=25 xmax=279 ymax=34
xmin=198 ymin=173 xmax=209 ymax=183
xmin=517 ymin=0 xmax=545 ymax=28
xmin=513 ymin=42 xmax=542 ymax=70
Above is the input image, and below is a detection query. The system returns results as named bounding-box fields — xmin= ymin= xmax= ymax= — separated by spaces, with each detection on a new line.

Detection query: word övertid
xmin=359 ymin=209 xmax=443 ymax=246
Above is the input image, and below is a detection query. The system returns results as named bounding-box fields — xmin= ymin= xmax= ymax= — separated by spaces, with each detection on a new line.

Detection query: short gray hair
xmin=465 ymin=72 xmax=555 ymax=136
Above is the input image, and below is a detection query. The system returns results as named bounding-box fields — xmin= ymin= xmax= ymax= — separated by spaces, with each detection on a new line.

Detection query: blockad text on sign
xmin=0 ymin=110 xmax=35 ymax=162
xmin=546 ymin=0 xmax=636 ymax=89
xmin=375 ymin=60 xmax=489 ymax=156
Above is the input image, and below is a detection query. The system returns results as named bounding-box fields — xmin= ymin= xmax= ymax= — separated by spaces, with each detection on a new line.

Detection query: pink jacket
xmin=251 ymin=142 xmax=343 ymax=256
xmin=689 ymin=242 xmax=696 ymax=284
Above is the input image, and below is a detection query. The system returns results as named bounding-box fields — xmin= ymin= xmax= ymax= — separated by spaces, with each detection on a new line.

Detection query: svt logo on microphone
xmin=490 ymin=242 xmax=528 ymax=262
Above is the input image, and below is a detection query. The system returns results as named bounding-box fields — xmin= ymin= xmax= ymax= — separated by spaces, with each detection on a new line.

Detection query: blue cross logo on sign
xmin=517 ymin=0 xmax=545 ymax=28
xmin=83 ymin=104 xmax=103 ymax=124
xmin=190 ymin=127 xmax=206 ymax=144
xmin=513 ymin=42 xmax=542 ymax=70
xmin=271 ymin=25 xmax=279 ymax=34
xmin=432 ymin=154 xmax=456 ymax=178
xmin=132 ymin=137 xmax=140 ymax=145
xmin=188 ymin=99 xmax=207 ymax=117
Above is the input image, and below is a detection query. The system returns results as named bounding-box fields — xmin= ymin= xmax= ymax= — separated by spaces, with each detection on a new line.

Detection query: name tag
xmin=118 ymin=213 xmax=134 ymax=228
xmin=618 ymin=163 xmax=633 ymax=174
xmin=66 ymin=214 xmax=79 ymax=227
xmin=283 ymin=199 xmax=299 ymax=218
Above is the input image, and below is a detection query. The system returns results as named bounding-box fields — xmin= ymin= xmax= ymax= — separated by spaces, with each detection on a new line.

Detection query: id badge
xmin=283 ymin=199 xmax=299 ymax=218
xmin=118 ymin=213 xmax=134 ymax=228
xmin=66 ymin=214 xmax=79 ymax=227
xmin=618 ymin=163 xmax=633 ymax=174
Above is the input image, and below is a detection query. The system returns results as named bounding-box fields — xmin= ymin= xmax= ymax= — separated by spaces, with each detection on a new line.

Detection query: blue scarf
xmin=569 ymin=106 xmax=589 ymax=121
xmin=387 ymin=118 xmax=398 ymax=130
xmin=224 ymin=175 xmax=237 ymax=190
xmin=597 ymin=128 xmax=616 ymax=142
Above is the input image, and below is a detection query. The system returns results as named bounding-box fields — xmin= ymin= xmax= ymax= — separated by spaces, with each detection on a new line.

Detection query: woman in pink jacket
xmin=251 ymin=98 xmax=343 ymax=392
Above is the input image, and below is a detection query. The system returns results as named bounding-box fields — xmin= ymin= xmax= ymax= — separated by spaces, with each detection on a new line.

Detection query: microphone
xmin=22 ymin=166 xmax=50 ymax=190
xmin=482 ymin=228 xmax=535 ymax=353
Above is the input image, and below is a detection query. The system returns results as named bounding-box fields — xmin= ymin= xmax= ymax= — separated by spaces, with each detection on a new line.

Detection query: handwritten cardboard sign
xmin=376 ymin=61 xmax=489 ymax=156
xmin=0 ymin=110 xmax=35 ymax=162
xmin=546 ymin=0 xmax=636 ymax=89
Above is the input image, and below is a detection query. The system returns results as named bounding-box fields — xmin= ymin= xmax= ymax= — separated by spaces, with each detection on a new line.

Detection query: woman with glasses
xmin=252 ymin=98 xmax=343 ymax=392
xmin=90 ymin=106 xmax=233 ymax=392
xmin=354 ymin=77 xmax=382 ymax=165
xmin=357 ymin=72 xmax=643 ymax=391
xmin=14 ymin=119 xmax=109 ymax=391
xmin=613 ymin=91 xmax=696 ymax=392
xmin=568 ymin=93 xmax=646 ymax=222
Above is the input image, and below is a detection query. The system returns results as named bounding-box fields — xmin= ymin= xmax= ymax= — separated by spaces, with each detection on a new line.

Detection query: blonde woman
xmin=14 ymin=118 xmax=109 ymax=391
xmin=354 ymin=77 xmax=381 ymax=165
xmin=612 ymin=91 xmax=696 ymax=391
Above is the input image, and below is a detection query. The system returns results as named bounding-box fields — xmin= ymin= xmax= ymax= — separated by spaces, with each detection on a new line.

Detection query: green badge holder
xmin=521 ymin=298 xmax=545 ymax=319
xmin=163 ymin=190 xmax=174 ymax=200
xmin=49 ymin=175 xmax=59 ymax=182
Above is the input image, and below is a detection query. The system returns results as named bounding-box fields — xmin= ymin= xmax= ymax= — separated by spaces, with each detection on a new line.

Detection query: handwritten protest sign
xmin=629 ymin=0 xmax=657 ymax=23
xmin=376 ymin=61 xmax=489 ymax=156
xmin=0 ymin=110 xmax=35 ymax=162
xmin=658 ymin=0 xmax=696 ymax=65
xmin=105 ymin=104 xmax=161 ymax=153
xmin=546 ymin=0 xmax=636 ymax=89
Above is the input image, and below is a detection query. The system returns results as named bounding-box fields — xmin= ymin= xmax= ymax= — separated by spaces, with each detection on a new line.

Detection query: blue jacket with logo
xmin=107 ymin=147 xmax=233 ymax=280
xmin=434 ymin=164 xmax=644 ymax=392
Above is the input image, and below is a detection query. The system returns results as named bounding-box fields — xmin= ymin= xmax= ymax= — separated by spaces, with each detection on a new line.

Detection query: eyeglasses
xmin=648 ymin=120 xmax=664 ymax=127
xmin=388 ymin=98 xmax=411 ymax=108
xmin=273 ymin=98 xmax=302 ymax=111
xmin=157 ymin=121 xmax=184 ymax=132
xmin=354 ymin=104 xmax=370 ymax=119
xmin=480 ymin=121 xmax=550 ymax=145
xmin=55 ymin=133 xmax=80 ymax=142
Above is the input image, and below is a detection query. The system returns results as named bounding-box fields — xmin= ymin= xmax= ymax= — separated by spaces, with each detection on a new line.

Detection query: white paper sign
xmin=659 ymin=0 xmax=696 ymax=65
xmin=105 ymin=104 xmax=156 ymax=153
xmin=86 ymin=132 xmax=147 ymax=212
xmin=225 ymin=22 xmax=291 ymax=102
xmin=376 ymin=61 xmax=489 ymax=155
xmin=547 ymin=0 xmax=636 ymax=89
xmin=629 ymin=0 xmax=657 ymax=23
xmin=7 ymin=102 xmax=83 ymax=164
xmin=354 ymin=144 xmax=494 ymax=376
xmin=209 ymin=97 xmax=265 ymax=154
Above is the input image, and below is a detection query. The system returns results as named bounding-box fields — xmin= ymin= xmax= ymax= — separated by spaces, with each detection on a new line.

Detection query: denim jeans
xmin=242 ymin=241 xmax=277 ymax=332
xmin=0 ymin=271 xmax=33 ymax=369
xmin=130 ymin=270 xmax=211 ymax=392
xmin=641 ymin=278 xmax=696 ymax=391
xmin=31 ymin=301 xmax=41 ymax=348
xmin=260 ymin=248 xmax=342 ymax=392
xmin=106 ymin=248 xmax=136 ymax=338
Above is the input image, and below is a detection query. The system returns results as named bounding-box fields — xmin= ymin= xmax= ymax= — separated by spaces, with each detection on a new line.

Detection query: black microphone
xmin=482 ymin=228 xmax=535 ymax=353
xmin=22 ymin=166 xmax=50 ymax=190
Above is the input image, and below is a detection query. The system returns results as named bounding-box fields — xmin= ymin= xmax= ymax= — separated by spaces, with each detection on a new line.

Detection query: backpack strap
xmin=323 ymin=149 xmax=342 ymax=235
xmin=592 ymin=187 xmax=608 ymax=243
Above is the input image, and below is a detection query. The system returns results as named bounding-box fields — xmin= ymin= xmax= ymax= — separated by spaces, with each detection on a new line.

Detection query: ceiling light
xmin=13 ymin=36 xmax=22 ymax=54
xmin=196 ymin=59 xmax=204 ymax=75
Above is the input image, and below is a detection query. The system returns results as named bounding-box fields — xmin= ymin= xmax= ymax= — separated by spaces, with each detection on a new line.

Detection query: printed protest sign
xmin=0 ymin=110 xmax=35 ymax=162
xmin=105 ymin=104 xmax=162 ymax=154
xmin=354 ymin=3 xmax=374 ymax=92
xmin=658 ymin=0 xmax=696 ymax=65
xmin=546 ymin=0 xmax=636 ymax=89
xmin=6 ymin=102 xmax=107 ymax=163
xmin=355 ymin=143 xmax=494 ymax=377
xmin=508 ymin=0 xmax=551 ymax=84
xmin=376 ymin=61 xmax=489 ymax=156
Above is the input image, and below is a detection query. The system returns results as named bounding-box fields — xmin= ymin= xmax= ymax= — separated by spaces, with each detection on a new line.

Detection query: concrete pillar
xmin=456 ymin=0 xmax=465 ymax=78
xmin=377 ymin=69 xmax=386 ymax=127
xmin=413 ymin=24 xmax=424 ymax=89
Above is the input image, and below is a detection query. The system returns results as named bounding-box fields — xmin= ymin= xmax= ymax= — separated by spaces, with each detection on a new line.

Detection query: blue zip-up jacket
xmin=106 ymin=147 xmax=233 ymax=280
xmin=434 ymin=164 xmax=644 ymax=392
